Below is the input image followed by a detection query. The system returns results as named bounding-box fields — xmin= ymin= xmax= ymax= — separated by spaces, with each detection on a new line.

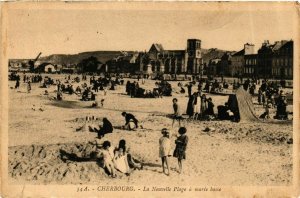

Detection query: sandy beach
xmin=8 ymin=75 xmax=293 ymax=185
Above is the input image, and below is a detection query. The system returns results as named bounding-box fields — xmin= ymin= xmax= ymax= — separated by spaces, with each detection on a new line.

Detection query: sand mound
xmin=8 ymin=142 xmax=108 ymax=184
xmin=199 ymin=121 xmax=293 ymax=145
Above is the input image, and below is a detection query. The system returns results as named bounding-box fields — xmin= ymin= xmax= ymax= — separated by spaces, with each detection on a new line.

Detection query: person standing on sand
xmin=186 ymin=93 xmax=195 ymax=118
xmin=172 ymin=98 xmax=183 ymax=127
xmin=27 ymin=81 xmax=31 ymax=93
xmin=193 ymin=92 xmax=201 ymax=120
xmin=187 ymin=82 xmax=193 ymax=97
xmin=173 ymin=127 xmax=188 ymax=174
xmin=159 ymin=128 xmax=172 ymax=175
xmin=206 ymin=97 xmax=215 ymax=118
xmin=15 ymin=78 xmax=20 ymax=89
xmin=200 ymin=94 xmax=207 ymax=119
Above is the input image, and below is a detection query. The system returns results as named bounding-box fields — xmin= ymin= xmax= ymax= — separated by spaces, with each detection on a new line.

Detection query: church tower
xmin=186 ymin=39 xmax=202 ymax=74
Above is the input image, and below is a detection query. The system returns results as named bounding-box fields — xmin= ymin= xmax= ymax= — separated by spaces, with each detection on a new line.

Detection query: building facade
xmin=228 ymin=43 xmax=255 ymax=77
xmin=138 ymin=39 xmax=203 ymax=75
xmin=249 ymin=40 xmax=293 ymax=79
xmin=271 ymin=40 xmax=293 ymax=79
xmin=206 ymin=58 xmax=221 ymax=76
xmin=244 ymin=54 xmax=257 ymax=77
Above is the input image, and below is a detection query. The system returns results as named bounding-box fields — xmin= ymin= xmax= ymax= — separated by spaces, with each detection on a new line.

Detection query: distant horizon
xmin=8 ymin=38 xmax=293 ymax=60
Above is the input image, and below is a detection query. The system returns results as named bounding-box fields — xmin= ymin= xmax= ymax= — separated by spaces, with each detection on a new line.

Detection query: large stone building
xmin=229 ymin=43 xmax=255 ymax=77
xmin=244 ymin=40 xmax=293 ymax=79
xmin=271 ymin=40 xmax=293 ymax=79
xmin=244 ymin=54 xmax=257 ymax=77
xmin=206 ymin=58 xmax=221 ymax=76
xmin=138 ymin=39 xmax=203 ymax=75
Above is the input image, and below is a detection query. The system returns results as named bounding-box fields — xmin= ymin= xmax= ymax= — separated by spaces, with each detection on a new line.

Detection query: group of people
xmin=90 ymin=76 xmax=123 ymax=92
xmin=87 ymin=112 xmax=140 ymax=140
xmin=96 ymin=126 xmax=189 ymax=177
xmin=255 ymin=80 xmax=289 ymax=120
xmin=98 ymin=139 xmax=143 ymax=177
xmin=81 ymin=87 xmax=97 ymax=101
xmin=155 ymin=81 xmax=172 ymax=96
xmin=10 ymin=73 xmax=44 ymax=91
xmin=54 ymin=77 xmax=110 ymax=101
xmin=125 ymin=80 xmax=173 ymax=99
xmin=186 ymin=93 xmax=215 ymax=120
xmin=23 ymin=74 xmax=43 ymax=84
xmin=185 ymin=79 xmax=230 ymax=95
xmin=125 ymin=81 xmax=142 ymax=98
xmin=159 ymin=127 xmax=189 ymax=175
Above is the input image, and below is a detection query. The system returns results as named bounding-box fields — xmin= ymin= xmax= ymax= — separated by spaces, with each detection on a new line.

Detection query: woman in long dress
xmin=193 ymin=92 xmax=201 ymax=120
xmin=200 ymin=94 xmax=207 ymax=119
xmin=186 ymin=94 xmax=195 ymax=118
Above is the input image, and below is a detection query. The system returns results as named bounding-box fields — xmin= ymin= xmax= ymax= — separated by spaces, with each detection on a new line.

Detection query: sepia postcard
xmin=0 ymin=2 xmax=299 ymax=197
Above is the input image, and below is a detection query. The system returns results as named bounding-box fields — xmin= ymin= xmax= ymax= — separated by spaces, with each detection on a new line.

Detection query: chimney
xmin=244 ymin=43 xmax=255 ymax=55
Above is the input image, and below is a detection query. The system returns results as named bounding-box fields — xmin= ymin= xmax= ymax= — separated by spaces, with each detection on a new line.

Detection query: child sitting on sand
xmin=116 ymin=139 xmax=143 ymax=171
xmin=100 ymin=141 xmax=116 ymax=178
xmin=173 ymin=127 xmax=189 ymax=174
xmin=113 ymin=147 xmax=131 ymax=175
xmin=159 ymin=128 xmax=172 ymax=176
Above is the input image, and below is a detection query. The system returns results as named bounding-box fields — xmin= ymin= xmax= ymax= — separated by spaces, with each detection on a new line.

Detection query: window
xmin=285 ymin=58 xmax=288 ymax=66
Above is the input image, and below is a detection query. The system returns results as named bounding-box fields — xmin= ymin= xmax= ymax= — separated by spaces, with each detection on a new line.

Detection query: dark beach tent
xmin=227 ymin=87 xmax=260 ymax=122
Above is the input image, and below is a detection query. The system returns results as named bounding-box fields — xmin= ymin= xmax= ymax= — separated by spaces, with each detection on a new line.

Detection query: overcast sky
xmin=5 ymin=3 xmax=297 ymax=59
